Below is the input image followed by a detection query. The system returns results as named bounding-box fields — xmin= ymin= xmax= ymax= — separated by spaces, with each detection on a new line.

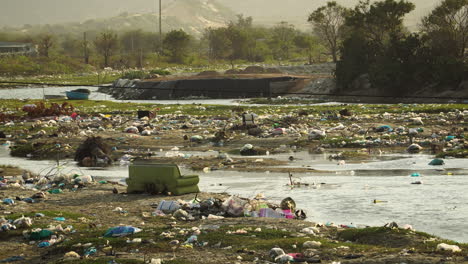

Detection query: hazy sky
xmin=0 ymin=0 xmax=440 ymax=28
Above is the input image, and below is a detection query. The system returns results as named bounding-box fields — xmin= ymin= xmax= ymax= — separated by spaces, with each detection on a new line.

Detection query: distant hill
xmin=0 ymin=0 xmax=235 ymax=36
xmin=217 ymin=0 xmax=440 ymax=30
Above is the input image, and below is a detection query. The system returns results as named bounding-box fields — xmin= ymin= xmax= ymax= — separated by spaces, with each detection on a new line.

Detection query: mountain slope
xmin=217 ymin=0 xmax=440 ymax=30
xmin=0 ymin=0 xmax=235 ymax=37
xmin=0 ymin=0 xmax=442 ymax=34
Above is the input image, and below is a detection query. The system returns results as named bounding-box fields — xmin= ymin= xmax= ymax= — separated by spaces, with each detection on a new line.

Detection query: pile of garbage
xmin=2 ymin=101 xmax=466 ymax=165
xmin=0 ymin=213 xmax=74 ymax=249
xmin=0 ymin=169 xmax=96 ymax=195
xmin=151 ymin=195 xmax=306 ymax=221
xmin=74 ymin=136 xmax=112 ymax=167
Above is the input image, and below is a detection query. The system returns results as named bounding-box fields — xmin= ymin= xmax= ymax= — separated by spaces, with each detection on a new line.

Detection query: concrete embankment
xmin=98 ymin=64 xmax=337 ymax=100
xmin=101 ymin=75 xmax=308 ymax=100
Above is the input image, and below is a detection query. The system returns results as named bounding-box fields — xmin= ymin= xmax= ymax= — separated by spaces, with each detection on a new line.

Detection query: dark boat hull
xmin=66 ymin=91 xmax=90 ymax=100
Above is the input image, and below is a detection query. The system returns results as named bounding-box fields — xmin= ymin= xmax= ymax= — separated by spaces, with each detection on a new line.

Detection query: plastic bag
xmin=259 ymin=208 xmax=285 ymax=218
xmin=156 ymin=200 xmax=180 ymax=213
xmin=222 ymin=196 xmax=247 ymax=216
xmin=103 ymin=226 xmax=141 ymax=237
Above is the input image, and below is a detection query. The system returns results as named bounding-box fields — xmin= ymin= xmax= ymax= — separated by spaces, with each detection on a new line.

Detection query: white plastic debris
xmin=407 ymin=144 xmax=422 ymax=153
xmin=303 ymin=241 xmax=322 ymax=248
xmin=308 ymin=129 xmax=326 ymax=140
xmin=437 ymin=243 xmax=461 ymax=253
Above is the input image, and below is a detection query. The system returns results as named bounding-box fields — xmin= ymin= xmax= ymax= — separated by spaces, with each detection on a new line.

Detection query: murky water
xmin=0 ymin=86 xmax=343 ymax=106
xmin=1 ymin=146 xmax=467 ymax=242
xmin=0 ymin=86 xmax=242 ymax=105
xmin=2 ymin=86 xmax=467 ymax=241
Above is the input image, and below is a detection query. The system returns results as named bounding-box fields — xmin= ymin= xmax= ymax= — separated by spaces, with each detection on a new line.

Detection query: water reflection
xmin=1 ymin=146 xmax=468 ymax=242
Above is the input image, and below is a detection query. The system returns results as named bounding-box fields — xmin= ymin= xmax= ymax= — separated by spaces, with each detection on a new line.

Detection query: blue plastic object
xmin=22 ymin=198 xmax=35 ymax=203
xmin=2 ymin=198 xmax=14 ymax=205
xmin=186 ymin=235 xmax=198 ymax=243
xmin=429 ymin=159 xmax=445 ymax=166
xmin=377 ymin=125 xmax=393 ymax=132
xmin=0 ymin=256 xmax=25 ymax=263
xmin=38 ymin=241 xmax=51 ymax=248
xmin=53 ymin=217 xmax=66 ymax=221
xmin=103 ymin=226 xmax=141 ymax=237
xmin=410 ymin=173 xmax=421 ymax=177
xmin=84 ymin=247 xmax=97 ymax=256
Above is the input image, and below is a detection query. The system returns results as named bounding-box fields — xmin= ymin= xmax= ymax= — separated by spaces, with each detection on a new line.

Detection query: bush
xmin=149 ymin=69 xmax=171 ymax=76
xmin=0 ymin=55 xmax=90 ymax=76
xmin=120 ymin=70 xmax=149 ymax=80
xmin=22 ymin=102 xmax=74 ymax=118
xmin=0 ymin=56 xmax=40 ymax=76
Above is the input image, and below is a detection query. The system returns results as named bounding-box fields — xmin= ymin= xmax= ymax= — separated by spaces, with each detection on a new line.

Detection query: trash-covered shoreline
xmin=0 ymin=99 xmax=467 ymax=263
xmin=1 ymin=100 xmax=466 ymax=170
xmin=0 ymin=173 xmax=467 ymax=264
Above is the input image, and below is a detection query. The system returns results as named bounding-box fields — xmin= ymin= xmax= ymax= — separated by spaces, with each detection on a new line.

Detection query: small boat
xmin=66 ymin=89 xmax=91 ymax=100
xmin=44 ymin=94 xmax=67 ymax=100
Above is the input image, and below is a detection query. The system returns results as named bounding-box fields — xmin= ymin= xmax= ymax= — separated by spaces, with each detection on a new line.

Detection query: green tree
xmin=120 ymin=30 xmax=157 ymax=68
xmin=94 ymin=31 xmax=118 ymax=67
xmin=270 ymin=22 xmax=297 ymax=62
xmin=226 ymin=23 xmax=249 ymax=60
xmin=204 ymin=27 xmax=232 ymax=61
xmin=294 ymin=34 xmax=325 ymax=64
xmin=346 ymin=0 xmax=415 ymax=47
xmin=308 ymin=1 xmax=348 ymax=62
xmin=235 ymin=14 xmax=253 ymax=29
xmin=61 ymin=35 xmax=82 ymax=58
xmin=38 ymin=34 xmax=54 ymax=58
xmin=223 ymin=15 xmax=259 ymax=61
xmin=336 ymin=0 xmax=416 ymax=93
xmin=163 ymin=29 xmax=191 ymax=64
xmin=246 ymin=27 xmax=270 ymax=62
xmin=422 ymin=0 xmax=468 ymax=60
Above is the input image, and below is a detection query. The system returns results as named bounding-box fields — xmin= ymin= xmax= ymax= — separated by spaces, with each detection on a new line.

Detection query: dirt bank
xmin=1 ymin=184 xmax=467 ymax=264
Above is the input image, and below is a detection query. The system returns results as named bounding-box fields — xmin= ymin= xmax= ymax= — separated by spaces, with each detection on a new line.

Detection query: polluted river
xmin=1 ymin=85 xmax=468 ymax=245
xmin=1 ymin=143 xmax=468 ymax=243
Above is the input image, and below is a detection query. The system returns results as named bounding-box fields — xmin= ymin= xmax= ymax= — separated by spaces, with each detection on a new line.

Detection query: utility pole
xmin=83 ymin=32 xmax=89 ymax=64
xmin=159 ymin=0 xmax=163 ymax=54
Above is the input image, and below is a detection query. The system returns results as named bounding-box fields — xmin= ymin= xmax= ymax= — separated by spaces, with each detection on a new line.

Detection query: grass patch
xmin=54 ymin=224 xmax=173 ymax=257
xmin=226 ymin=149 xmax=241 ymax=155
xmin=338 ymin=227 xmax=432 ymax=248
xmin=1 ymin=73 xmax=120 ymax=87
xmin=7 ymin=210 xmax=88 ymax=221
xmin=1 ymin=100 xmax=466 ymax=120
xmin=120 ymin=71 xmax=150 ymax=80
xmin=54 ymin=258 xmax=144 ymax=264
xmin=10 ymin=142 xmax=70 ymax=159
xmin=0 ymin=164 xmax=18 ymax=169
xmin=321 ymin=137 xmax=355 ymax=146
xmin=246 ymin=98 xmax=329 ymax=105
xmin=436 ymin=149 xmax=468 ymax=158
xmin=164 ymin=260 xmax=198 ymax=264
xmin=198 ymin=225 xmax=308 ymax=251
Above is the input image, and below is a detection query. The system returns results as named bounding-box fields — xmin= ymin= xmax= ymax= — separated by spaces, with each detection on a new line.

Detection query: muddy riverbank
xmin=0 ymin=179 xmax=467 ymax=264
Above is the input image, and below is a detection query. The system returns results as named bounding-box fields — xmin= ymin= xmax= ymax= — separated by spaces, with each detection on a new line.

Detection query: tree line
xmin=1 ymin=0 xmax=466 ymax=95
xmin=308 ymin=0 xmax=467 ymax=94
xmin=0 ymin=15 xmax=328 ymax=73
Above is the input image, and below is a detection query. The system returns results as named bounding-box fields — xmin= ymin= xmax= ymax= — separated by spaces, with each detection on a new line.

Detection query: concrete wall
xmin=114 ymin=76 xmax=301 ymax=100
